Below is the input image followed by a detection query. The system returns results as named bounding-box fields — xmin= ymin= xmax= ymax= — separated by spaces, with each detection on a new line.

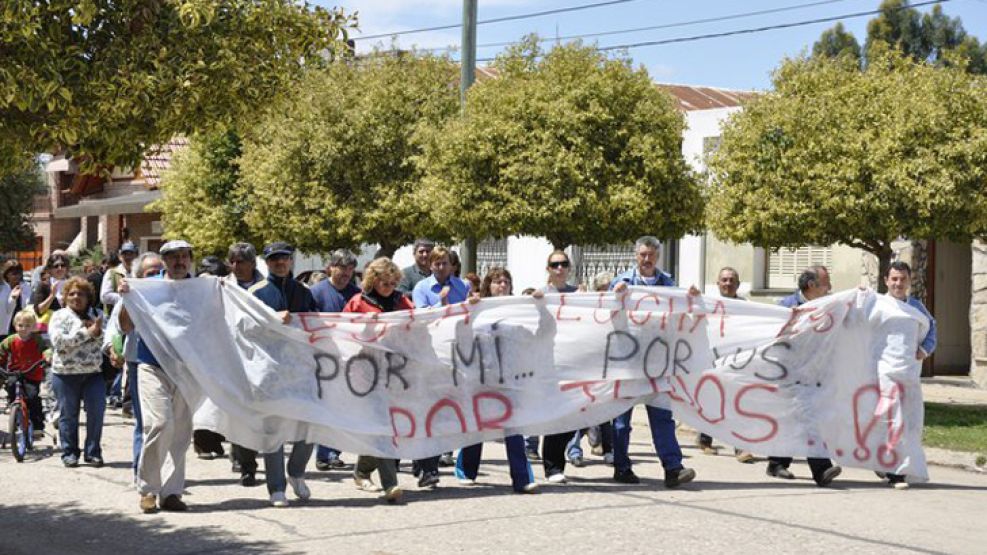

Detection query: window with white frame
xmin=766 ymin=245 xmax=832 ymax=290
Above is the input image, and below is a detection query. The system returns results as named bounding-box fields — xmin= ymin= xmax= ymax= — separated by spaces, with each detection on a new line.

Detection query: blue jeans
xmin=568 ymin=423 xmax=613 ymax=459
xmin=524 ymin=435 xmax=539 ymax=455
xmin=455 ymin=435 xmax=534 ymax=492
xmin=127 ymin=362 xmax=143 ymax=472
xmin=110 ymin=369 xmax=123 ymax=399
xmin=316 ymin=445 xmax=340 ymax=463
xmin=52 ymin=372 xmax=106 ymax=461
xmin=264 ymin=441 xmax=313 ymax=494
xmin=612 ymin=406 xmax=682 ymax=472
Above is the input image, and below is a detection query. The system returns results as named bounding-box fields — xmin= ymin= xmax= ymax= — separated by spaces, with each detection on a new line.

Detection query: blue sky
xmin=321 ymin=0 xmax=987 ymax=90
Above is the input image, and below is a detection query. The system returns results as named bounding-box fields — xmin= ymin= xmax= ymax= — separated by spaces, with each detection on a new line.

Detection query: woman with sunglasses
xmin=453 ymin=267 xmax=539 ymax=494
xmin=46 ymin=254 xmax=72 ymax=305
xmin=537 ymin=251 xmax=588 ymax=483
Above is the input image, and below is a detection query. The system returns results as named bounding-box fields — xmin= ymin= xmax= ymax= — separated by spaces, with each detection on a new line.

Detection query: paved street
xmin=1 ymin=408 xmax=984 ymax=555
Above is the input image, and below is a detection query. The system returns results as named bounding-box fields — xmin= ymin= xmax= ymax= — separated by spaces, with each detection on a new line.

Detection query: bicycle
xmin=1 ymin=360 xmax=47 ymax=462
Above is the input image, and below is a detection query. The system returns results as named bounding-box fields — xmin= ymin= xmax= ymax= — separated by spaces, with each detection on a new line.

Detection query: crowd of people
xmin=0 ymin=234 xmax=936 ymax=513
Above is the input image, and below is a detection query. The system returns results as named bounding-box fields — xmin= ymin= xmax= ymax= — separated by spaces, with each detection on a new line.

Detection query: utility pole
xmin=459 ymin=0 xmax=478 ymax=275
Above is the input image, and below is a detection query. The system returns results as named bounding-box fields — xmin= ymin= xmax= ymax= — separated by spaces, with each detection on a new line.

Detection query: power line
xmin=425 ymin=0 xmax=854 ymax=53
xmin=355 ymin=0 xmax=637 ymax=41
xmin=475 ymin=0 xmax=949 ymax=62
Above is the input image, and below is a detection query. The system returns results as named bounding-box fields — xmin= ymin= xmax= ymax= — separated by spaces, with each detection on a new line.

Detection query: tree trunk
xmin=876 ymin=241 xmax=893 ymax=294
xmin=375 ymin=242 xmax=397 ymax=259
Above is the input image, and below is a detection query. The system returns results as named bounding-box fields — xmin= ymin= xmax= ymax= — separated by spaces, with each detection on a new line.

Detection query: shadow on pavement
xmin=0 ymin=501 xmax=301 ymax=555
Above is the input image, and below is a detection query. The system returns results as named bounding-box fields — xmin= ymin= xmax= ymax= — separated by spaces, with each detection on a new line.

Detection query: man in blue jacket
xmin=768 ymin=265 xmax=842 ymax=487
xmin=609 ymin=235 xmax=697 ymax=488
xmin=249 ymin=241 xmax=318 ymax=507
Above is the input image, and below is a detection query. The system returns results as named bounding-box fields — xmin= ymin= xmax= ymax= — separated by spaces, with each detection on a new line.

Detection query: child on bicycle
xmin=1 ymin=310 xmax=50 ymax=438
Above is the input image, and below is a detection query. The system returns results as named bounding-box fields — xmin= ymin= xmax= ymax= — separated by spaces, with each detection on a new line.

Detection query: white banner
xmin=123 ymin=278 xmax=931 ymax=480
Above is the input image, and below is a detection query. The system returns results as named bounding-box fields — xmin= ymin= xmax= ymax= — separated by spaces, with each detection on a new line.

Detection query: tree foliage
xmin=814 ymin=1 xmax=986 ymax=72
xmin=239 ymin=53 xmax=461 ymax=255
xmin=149 ymin=130 xmax=259 ymax=256
xmin=706 ymin=48 xmax=987 ymax=289
xmin=0 ymin=164 xmax=45 ymax=252
xmin=812 ymin=23 xmax=862 ymax=63
xmin=417 ymin=38 xmax=702 ymax=250
xmin=0 ymin=0 xmax=352 ymax=178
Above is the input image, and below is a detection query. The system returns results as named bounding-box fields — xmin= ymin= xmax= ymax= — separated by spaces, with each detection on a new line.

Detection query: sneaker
xmin=328 ymin=457 xmax=346 ymax=469
xmin=603 ymin=452 xmax=614 ymax=466
xmin=525 ymin=449 xmax=540 ymax=462
xmin=270 ymin=492 xmax=289 ymax=508
xmin=438 ymin=452 xmax=455 ymax=467
xmin=701 ymin=445 xmax=719 ymax=455
xmin=735 ymin=450 xmax=755 ymax=464
xmin=568 ymin=455 xmax=585 ymax=468
xmin=591 ymin=444 xmax=604 ymax=457
xmin=160 ymin=494 xmax=188 ymax=512
xmin=874 ymin=471 xmax=889 ymax=482
xmin=457 ymin=477 xmax=476 ymax=486
xmin=139 ymin=494 xmax=158 ymax=514
xmin=288 ymin=477 xmax=311 ymax=500
xmin=315 ymin=460 xmax=332 ymax=471
xmin=665 ymin=467 xmax=696 ymax=488
xmin=62 ymin=455 xmax=79 ymax=468
xmin=240 ymin=473 xmax=257 ymax=487
xmin=892 ymin=481 xmax=910 ymax=490
xmin=85 ymin=456 xmax=104 ymax=468
xmin=613 ymin=468 xmax=640 ymax=484
xmin=418 ymin=471 xmax=440 ymax=488
xmin=383 ymin=486 xmax=403 ymax=503
xmin=816 ymin=466 xmax=842 ymax=487
xmin=196 ymin=451 xmax=215 ymax=460
xmin=766 ymin=465 xmax=795 ymax=480
xmin=520 ymin=482 xmax=540 ymax=494
xmin=354 ymin=476 xmax=382 ymax=492
xmin=547 ymin=473 xmax=567 ymax=484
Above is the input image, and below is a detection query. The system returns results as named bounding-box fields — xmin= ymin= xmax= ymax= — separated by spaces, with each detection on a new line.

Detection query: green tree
xmin=864 ymin=1 xmax=986 ymax=72
xmin=812 ymin=23 xmax=862 ymax=63
xmin=0 ymin=164 xmax=46 ymax=252
xmin=239 ymin=52 xmax=461 ymax=256
xmin=706 ymin=48 xmax=987 ymax=292
xmin=0 ymin=0 xmax=352 ymax=178
xmin=417 ymin=39 xmax=702 ymax=250
xmin=149 ymin=130 xmax=259 ymax=256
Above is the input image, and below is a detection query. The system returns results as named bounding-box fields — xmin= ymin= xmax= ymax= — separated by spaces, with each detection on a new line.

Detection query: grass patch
xmin=923 ymin=402 xmax=987 ymax=457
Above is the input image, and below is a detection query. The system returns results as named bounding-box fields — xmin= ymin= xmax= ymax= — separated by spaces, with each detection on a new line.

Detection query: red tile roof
xmin=140 ymin=137 xmax=190 ymax=188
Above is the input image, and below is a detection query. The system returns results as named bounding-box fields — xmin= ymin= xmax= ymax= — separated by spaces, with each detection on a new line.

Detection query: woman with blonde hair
xmin=343 ymin=257 xmax=413 ymax=503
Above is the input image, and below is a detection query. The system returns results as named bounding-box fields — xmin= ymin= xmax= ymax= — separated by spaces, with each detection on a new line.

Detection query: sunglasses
xmin=548 ymin=261 xmax=570 ymax=269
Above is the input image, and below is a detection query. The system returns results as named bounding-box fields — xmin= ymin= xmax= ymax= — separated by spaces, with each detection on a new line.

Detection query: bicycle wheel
xmin=9 ymin=402 xmax=28 ymax=462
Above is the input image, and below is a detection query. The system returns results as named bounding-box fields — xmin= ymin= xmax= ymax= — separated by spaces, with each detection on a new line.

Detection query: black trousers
xmin=193 ymin=429 xmax=226 ymax=456
xmin=769 ymin=456 xmax=833 ymax=483
xmin=542 ymin=430 xmax=578 ymax=477
xmin=232 ymin=443 xmax=258 ymax=475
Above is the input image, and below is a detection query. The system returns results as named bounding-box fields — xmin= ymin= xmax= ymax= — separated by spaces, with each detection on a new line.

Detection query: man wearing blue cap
xmin=249 ymin=241 xmax=319 ymax=507
xmin=118 ymin=239 xmax=195 ymax=513
xmin=101 ymin=241 xmax=139 ymax=314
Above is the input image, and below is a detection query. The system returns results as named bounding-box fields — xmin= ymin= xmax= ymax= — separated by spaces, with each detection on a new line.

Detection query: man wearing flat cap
xmin=248 ymin=241 xmax=319 ymax=507
xmin=118 ymin=239 xmax=196 ymax=513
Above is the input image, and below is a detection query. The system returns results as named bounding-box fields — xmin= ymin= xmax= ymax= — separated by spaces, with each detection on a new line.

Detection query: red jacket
xmin=0 ymin=333 xmax=48 ymax=381
xmin=343 ymin=291 xmax=414 ymax=314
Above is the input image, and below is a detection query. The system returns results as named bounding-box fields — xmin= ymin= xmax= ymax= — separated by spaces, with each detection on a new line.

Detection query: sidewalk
xmin=921 ymin=376 xmax=987 ymax=472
